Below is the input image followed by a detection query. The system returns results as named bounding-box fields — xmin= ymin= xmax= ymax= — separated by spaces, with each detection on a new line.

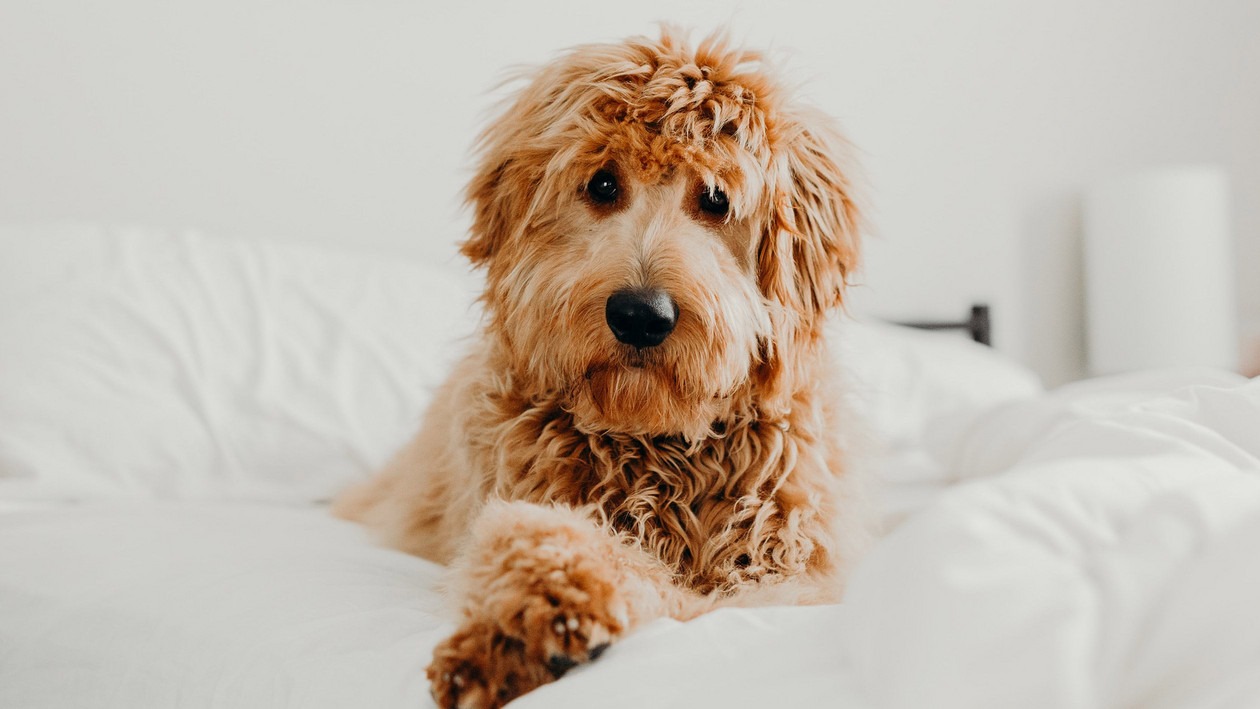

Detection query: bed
xmin=2 ymin=225 xmax=1258 ymax=709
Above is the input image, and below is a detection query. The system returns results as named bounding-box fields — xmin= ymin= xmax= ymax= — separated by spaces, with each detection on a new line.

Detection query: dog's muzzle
xmin=605 ymin=287 xmax=677 ymax=348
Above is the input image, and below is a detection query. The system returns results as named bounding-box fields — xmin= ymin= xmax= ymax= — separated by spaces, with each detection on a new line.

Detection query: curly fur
xmin=334 ymin=27 xmax=872 ymax=708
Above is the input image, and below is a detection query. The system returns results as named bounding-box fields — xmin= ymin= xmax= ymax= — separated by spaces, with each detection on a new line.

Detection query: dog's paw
xmin=489 ymin=549 xmax=628 ymax=678
xmin=429 ymin=549 xmax=628 ymax=706
xmin=431 ymin=503 xmax=646 ymax=705
xmin=426 ymin=621 xmax=550 ymax=709
xmin=518 ymin=590 xmax=618 ymax=676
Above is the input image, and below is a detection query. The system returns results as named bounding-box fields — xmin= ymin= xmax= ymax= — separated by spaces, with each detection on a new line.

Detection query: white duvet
xmin=849 ymin=369 xmax=1260 ymax=709
xmin=3 ymin=227 xmax=1259 ymax=708
xmin=3 ymin=370 xmax=1258 ymax=709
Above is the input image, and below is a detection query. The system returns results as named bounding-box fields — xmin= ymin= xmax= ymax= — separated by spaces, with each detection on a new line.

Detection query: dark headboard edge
xmin=894 ymin=303 xmax=992 ymax=346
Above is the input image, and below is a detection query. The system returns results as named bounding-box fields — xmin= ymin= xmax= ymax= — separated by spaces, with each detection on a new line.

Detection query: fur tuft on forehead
xmin=464 ymin=28 xmax=798 ymax=239
xmin=580 ymin=30 xmax=775 ymax=153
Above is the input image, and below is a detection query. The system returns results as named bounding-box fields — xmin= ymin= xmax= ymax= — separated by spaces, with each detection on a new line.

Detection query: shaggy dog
xmin=334 ymin=27 xmax=871 ymax=709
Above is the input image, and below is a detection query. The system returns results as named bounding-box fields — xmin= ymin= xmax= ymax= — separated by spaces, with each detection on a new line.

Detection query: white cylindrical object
xmin=1083 ymin=166 xmax=1238 ymax=376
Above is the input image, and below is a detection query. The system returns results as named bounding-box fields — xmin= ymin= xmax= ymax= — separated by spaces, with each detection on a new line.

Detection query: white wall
xmin=2 ymin=0 xmax=1257 ymax=385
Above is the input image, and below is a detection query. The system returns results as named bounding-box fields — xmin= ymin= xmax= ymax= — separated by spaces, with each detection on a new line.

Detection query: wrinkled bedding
xmin=847 ymin=369 xmax=1260 ymax=709
xmin=3 ymin=370 xmax=1258 ymax=709
xmin=3 ymin=227 xmax=1258 ymax=707
xmin=0 ymin=503 xmax=861 ymax=709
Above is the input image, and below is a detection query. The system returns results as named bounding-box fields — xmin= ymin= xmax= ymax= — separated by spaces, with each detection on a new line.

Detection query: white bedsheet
xmin=3 ymin=370 xmax=1259 ymax=708
xmin=0 ymin=503 xmax=861 ymax=709
xmin=847 ymin=370 xmax=1260 ymax=709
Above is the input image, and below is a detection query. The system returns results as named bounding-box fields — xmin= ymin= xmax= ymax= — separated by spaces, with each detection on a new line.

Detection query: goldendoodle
xmin=335 ymin=27 xmax=871 ymax=709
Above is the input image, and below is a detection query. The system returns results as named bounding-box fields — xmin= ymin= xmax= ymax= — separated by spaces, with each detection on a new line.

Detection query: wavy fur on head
xmin=334 ymin=26 xmax=870 ymax=708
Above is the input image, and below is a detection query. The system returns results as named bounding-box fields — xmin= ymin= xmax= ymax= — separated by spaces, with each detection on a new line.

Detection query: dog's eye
xmin=586 ymin=170 xmax=619 ymax=204
xmin=698 ymin=187 xmax=729 ymax=216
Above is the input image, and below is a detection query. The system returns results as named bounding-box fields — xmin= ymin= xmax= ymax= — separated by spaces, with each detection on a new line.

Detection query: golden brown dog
xmin=334 ymin=27 xmax=871 ymax=709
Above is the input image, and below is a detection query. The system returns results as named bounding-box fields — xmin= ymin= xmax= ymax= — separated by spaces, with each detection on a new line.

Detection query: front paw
xmin=430 ymin=502 xmax=647 ymax=705
xmin=429 ymin=553 xmax=628 ymax=706
xmin=426 ymin=621 xmax=549 ymax=709
xmin=517 ymin=589 xmax=617 ymax=676
xmin=487 ymin=543 xmax=628 ymax=678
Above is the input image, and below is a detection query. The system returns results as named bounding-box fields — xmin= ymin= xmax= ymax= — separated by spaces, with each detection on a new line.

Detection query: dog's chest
xmin=496 ymin=422 xmax=814 ymax=592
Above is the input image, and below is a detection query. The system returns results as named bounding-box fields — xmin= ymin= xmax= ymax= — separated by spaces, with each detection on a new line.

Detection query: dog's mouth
xmin=580 ymin=351 xmax=681 ymax=400
xmin=570 ymin=356 xmax=733 ymax=439
xmin=597 ymin=345 xmax=665 ymax=371
xmin=583 ymin=356 xmax=655 ymax=381
xmin=620 ymin=349 xmax=651 ymax=369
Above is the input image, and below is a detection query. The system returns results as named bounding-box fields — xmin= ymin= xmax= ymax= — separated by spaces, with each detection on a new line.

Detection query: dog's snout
xmin=605 ymin=288 xmax=678 ymax=348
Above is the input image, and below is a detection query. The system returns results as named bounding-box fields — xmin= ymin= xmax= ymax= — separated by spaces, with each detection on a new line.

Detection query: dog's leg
xmin=426 ymin=500 xmax=685 ymax=709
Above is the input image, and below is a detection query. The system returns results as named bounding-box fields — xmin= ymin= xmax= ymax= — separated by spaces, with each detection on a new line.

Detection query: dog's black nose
xmin=605 ymin=288 xmax=677 ymax=348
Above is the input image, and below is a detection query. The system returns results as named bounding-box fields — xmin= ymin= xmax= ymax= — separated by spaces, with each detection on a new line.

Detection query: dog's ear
xmin=460 ymin=77 xmax=551 ymax=267
xmin=461 ymin=155 xmax=524 ymax=266
xmin=757 ymin=110 xmax=862 ymax=323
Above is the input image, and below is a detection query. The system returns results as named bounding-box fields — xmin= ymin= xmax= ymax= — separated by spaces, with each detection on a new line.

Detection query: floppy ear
xmin=754 ymin=111 xmax=863 ymax=413
xmin=461 ymin=154 xmax=531 ymax=266
xmin=460 ymin=42 xmax=635 ymax=268
xmin=459 ymin=73 xmax=553 ymax=267
xmin=757 ymin=110 xmax=863 ymax=322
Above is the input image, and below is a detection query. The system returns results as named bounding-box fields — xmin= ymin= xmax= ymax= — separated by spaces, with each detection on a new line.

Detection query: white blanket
xmin=3 ymin=370 xmax=1258 ymax=708
xmin=0 ymin=503 xmax=860 ymax=708
xmin=847 ymin=370 xmax=1260 ymax=709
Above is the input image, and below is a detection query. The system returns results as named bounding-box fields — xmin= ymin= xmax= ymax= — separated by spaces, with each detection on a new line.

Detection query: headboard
xmin=895 ymin=304 xmax=992 ymax=346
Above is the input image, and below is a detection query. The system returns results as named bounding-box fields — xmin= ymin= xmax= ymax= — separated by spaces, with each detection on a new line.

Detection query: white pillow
xmin=831 ymin=319 xmax=1044 ymax=448
xmin=0 ymin=224 xmax=1037 ymax=502
xmin=0 ymin=224 xmax=480 ymax=502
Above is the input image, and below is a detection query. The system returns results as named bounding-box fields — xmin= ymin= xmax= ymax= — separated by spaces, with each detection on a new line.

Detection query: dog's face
xmin=463 ymin=30 xmax=862 ymax=439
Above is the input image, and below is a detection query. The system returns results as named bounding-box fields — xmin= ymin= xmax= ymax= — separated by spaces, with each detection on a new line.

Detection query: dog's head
xmin=463 ymin=29 xmax=862 ymax=439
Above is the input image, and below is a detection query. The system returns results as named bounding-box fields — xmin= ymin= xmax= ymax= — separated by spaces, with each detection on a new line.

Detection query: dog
xmin=333 ymin=27 xmax=871 ymax=709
